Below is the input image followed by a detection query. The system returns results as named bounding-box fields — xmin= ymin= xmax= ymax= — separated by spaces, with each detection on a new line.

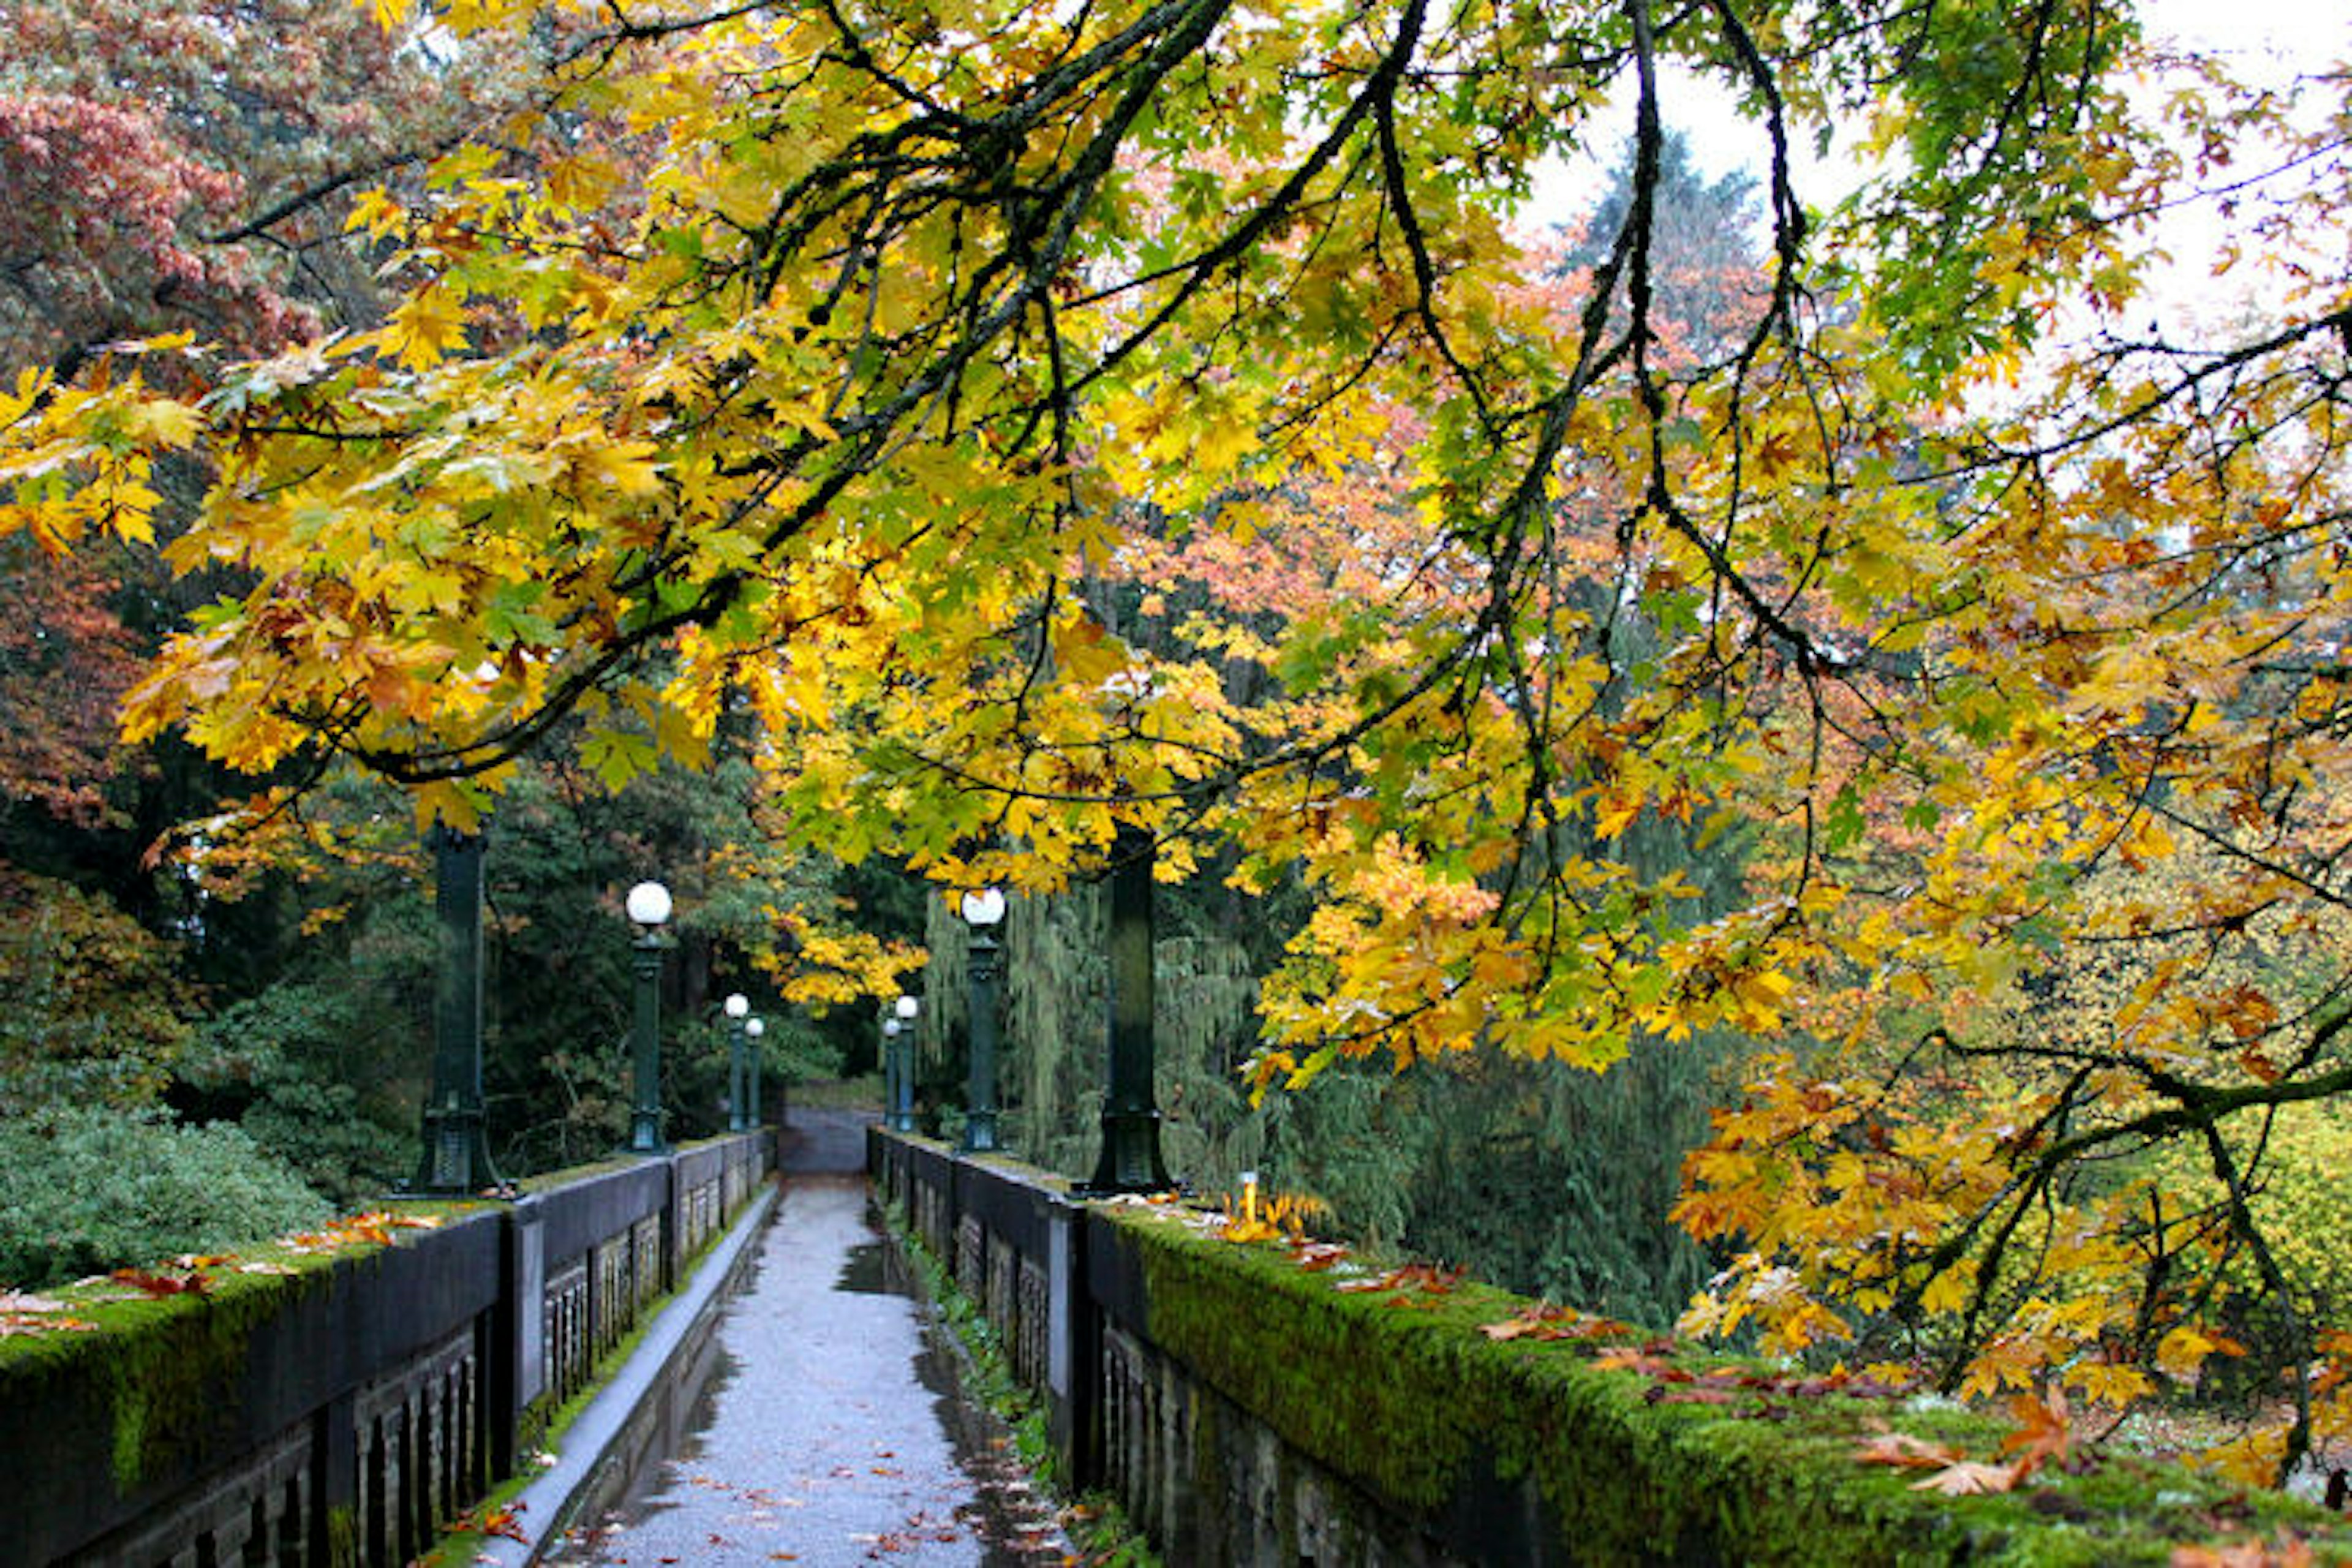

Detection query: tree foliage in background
xmin=6 ymin=0 xmax=2352 ymax=1481
xmin=0 ymin=0 xmax=911 ymax=1246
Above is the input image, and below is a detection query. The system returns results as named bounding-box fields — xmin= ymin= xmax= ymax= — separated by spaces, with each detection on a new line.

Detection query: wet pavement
xmin=541 ymin=1109 xmax=1072 ymax=1567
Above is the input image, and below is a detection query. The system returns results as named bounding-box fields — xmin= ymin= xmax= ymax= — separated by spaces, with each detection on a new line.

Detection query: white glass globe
xmin=745 ymin=1017 xmax=764 ymax=1038
xmin=959 ymin=887 xmax=1008 ymax=927
xmin=894 ymin=994 xmax=919 ymax=1020
xmin=624 ymin=880 xmax=673 ymax=927
xmin=724 ymin=992 xmax=750 ymax=1019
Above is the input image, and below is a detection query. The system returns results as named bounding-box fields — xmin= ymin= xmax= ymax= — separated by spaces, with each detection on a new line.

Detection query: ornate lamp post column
xmin=958 ymin=888 xmax=1007 ymax=1153
xmin=891 ymin=993 xmax=919 ymax=1131
xmin=413 ymin=824 xmax=500 ymax=1193
xmin=624 ymin=880 xmax=673 ymax=1155
xmin=882 ymin=1018 xmax=903 ymax=1129
xmin=1085 ymin=826 xmax=1170 ymax=1193
xmin=744 ymin=1015 xmax=766 ymax=1128
xmin=723 ymin=992 xmax=750 ymax=1132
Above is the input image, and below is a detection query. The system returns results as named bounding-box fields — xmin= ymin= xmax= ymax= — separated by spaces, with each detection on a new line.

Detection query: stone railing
xmin=870 ymin=1129 xmax=2351 ymax=1567
xmin=5 ymin=1131 xmax=770 ymax=1568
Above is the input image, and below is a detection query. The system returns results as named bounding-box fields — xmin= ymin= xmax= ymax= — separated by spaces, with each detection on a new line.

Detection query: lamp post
xmin=958 ymin=888 xmax=1007 ymax=1153
xmin=1084 ymin=826 xmax=1170 ymax=1193
xmin=891 ymin=993 xmax=919 ymax=1131
xmin=745 ymin=1015 xmax=766 ymax=1128
xmin=882 ymin=1018 xmax=903 ymax=1130
xmin=413 ymin=824 xmax=500 ymax=1194
xmin=624 ymin=880 xmax=672 ymax=1155
xmin=723 ymin=992 xmax=750 ymax=1132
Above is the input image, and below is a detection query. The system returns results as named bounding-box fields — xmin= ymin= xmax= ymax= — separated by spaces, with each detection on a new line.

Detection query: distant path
xmin=543 ymin=1107 xmax=1069 ymax=1566
xmin=775 ymin=1103 xmax=878 ymax=1176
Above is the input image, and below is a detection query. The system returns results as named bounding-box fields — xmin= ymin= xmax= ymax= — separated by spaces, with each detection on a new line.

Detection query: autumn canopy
xmin=4 ymin=0 xmax=2351 ymax=1482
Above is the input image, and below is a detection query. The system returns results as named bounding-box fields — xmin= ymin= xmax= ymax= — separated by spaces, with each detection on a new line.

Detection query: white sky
xmin=1521 ymin=0 xmax=2352 ymax=276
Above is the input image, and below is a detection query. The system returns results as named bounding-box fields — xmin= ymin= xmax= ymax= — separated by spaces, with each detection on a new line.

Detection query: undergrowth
xmin=883 ymin=1202 xmax=1161 ymax=1567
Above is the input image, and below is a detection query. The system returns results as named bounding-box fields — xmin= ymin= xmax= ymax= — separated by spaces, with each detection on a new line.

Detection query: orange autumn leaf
xmin=1853 ymin=1431 xmax=1964 ymax=1471
xmin=110 ymin=1268 xmax=210 ymax=1297
xmin=2000 ymin=1385 xmax=2076 ymax=1480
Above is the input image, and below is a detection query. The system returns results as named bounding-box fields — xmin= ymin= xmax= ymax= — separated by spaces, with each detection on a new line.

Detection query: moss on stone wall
xmin=1108 ymin=1205 xmax=2351 ymax=1566
xmin=1 ymin=1230 xmax=369 ymax=1493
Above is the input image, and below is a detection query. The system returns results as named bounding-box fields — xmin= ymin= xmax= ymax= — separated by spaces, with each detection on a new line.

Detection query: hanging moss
xmin=930 ymin=880 xmax=1270 ymax=1183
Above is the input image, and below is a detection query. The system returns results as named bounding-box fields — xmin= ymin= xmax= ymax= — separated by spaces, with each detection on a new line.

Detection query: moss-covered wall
xmin=872 ymin=1130 xmax=2352 ymax=1568
xmin=1 ymin=1129 xmax=774 ymax=1568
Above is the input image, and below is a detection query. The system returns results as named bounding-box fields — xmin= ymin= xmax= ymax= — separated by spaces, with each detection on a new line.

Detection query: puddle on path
xmin=835 ymin=1239 xmax=892 ymax=1295
xmin=543 ymin=1178 xmax=1070 ymax=1567
xmin=912 ymin=1337 xmax=1071 ymax=1566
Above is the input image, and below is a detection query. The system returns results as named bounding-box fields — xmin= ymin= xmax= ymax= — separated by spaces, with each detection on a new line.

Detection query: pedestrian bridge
xmin=8 ymin=1113 xmax=2347 ymax=1567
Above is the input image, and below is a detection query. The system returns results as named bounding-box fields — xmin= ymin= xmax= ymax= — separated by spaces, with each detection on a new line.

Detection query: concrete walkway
xmin=541 ymin=1110 xmax=1072 ymax=1567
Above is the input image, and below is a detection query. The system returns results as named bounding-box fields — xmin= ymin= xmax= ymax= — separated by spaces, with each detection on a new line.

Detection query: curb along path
xmin=541 ymin=1110 xmax=1074 ymax=1567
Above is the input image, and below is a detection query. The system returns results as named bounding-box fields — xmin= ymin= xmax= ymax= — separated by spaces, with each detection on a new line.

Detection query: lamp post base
xmin=625 ymin=1112 xmax=668 ymax=1156
xmin=1077 ymin=1107 xmax=1170 ymax=1196
xmin=412 ymin=1101 xmax=500 ymax=1194
xmin=960 ymin=1112 xmax=1001 ymax=1154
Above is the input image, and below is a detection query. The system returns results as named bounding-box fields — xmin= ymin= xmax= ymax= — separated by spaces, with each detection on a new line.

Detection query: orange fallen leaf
xmin=111 ymin=1268 xmax=209 ymax=1297
xmin=2171 ymin=1534 xmax=2316 ymax=1567
xmin=1290 ymin=1241 xmax=1350 ymax=1272
xmin=1853 ymin=1431 xmax=1962 ymax=1471
xmin=1480 ymin=1303 xmax=1629 ymax=1343
xmin=1652 ymin=1387 xmax=1738 ymax=1406
xmin=2000 ymin=1384 xmax=2075 ymax=1481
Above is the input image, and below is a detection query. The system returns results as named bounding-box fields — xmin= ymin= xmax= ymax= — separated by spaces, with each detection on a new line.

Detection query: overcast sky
xmin=1523 ymin=0 xmax=2352 ymax=287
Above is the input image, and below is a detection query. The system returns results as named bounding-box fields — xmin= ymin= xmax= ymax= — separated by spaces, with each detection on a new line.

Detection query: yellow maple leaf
xmin=346 ymin=187 xmax=405 ymax=239
xmin=571 ymin=439 xmax=665 ymax=497
xmin=385 ymin=289 xmax=470 ymax=371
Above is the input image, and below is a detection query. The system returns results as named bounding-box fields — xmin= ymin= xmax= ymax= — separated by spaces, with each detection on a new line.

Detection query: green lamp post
xmin=958 ymin=887 xmax=1006 ymax=1153
xmin=889 ymin=993 xmax=919 ymax=1131
xmin=744 ymin=1014 xmax=766 ymax=1127
xmin=413 ymin=824 xmax=500 ymax=1193
xmin=1084 ymin=827 xmax=1169 ymax=1193
xmin=624 ymin=880 xmax=672 ymax=1155
xmin=723 ymin=991 xmax=750 ymax=1132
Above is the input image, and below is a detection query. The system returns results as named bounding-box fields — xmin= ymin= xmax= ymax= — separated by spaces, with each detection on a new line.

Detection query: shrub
xmin=0 ymin=1107 xmax=330 ymax=1289
xmin=2141 ymin=1102 xmax=2352 ymax=1396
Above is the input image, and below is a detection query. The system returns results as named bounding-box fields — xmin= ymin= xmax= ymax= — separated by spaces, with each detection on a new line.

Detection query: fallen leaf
xmin=2000 ymin=1385 xmax=2075 ymax=1482
xmin=1854 ymin=1431 xmax=1962 ymax=1471
xmin=1651 ymin=1387 xmax=1738 ymax=1405
xmin=1911 ymin=1460 xmax=2021 ymax=1496
xmin=110 ymin=1268 xmax=209 ymax=1297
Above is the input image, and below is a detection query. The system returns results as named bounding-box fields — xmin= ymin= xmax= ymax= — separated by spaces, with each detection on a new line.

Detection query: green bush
xmin=0 ymin=1107 xmax=330 ymax=1289
xmin=2141 ymin=1102 xmax=2352 ymax=1395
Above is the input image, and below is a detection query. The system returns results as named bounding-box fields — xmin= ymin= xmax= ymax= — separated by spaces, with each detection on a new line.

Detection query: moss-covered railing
xmin=2 ymin=1131 xmax=771 ymax=1568
xmin=869 ymin=1128 xmax=2352 ymax=1567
